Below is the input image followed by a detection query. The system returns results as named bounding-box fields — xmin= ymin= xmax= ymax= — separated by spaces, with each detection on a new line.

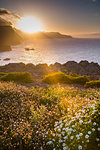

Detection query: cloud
xmin=0 ymin=8 xmax=20 ymax=27
xmin=0 ymin=8 xmax=10 ymax=15
xmin=0 ymin=8 xmax=20 ymax=19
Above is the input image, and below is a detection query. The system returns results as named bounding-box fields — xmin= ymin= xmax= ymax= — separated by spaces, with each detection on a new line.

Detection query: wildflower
xmin=73 ymin=129 xmax=76 ymax=132
xmin=59 ymin=139 xmax=63 ymax=143
xmin=98 ymin=128 xmax=100 ymax=131
xmin=72 ymin=125 xmax=75 ymax=128
xmin=85 ymin=135 xmax=89 ymax=139
xmin=70 ymin=136 xmax=74 ymax=140
xmin=62 ymin=143 xmax=66 ymax=147
xmin=58 ymin=134 xmax=61 ymax=137
xmin=58 ymin=128 xmax=61 ymax=132
xmin=47 ymin=141 xmax=53 ymax=145
xmin=62 ymin=131 xmax=65 ymax=136
xmin=79 ymin=120 xmax=83 ymax=124
xmin=92 ymin=128 xmax=95 ymax=131
xmin=51 ymin=139 xmax=55 ymax=143
xmin=63 ymin=146 xmax=68 ymax=150
xmin=78 ymin=145 xmax=82 ymax=150
xmin=79 ymin=133 xmax=83 ymax=136
xmin=93 ymin=122 xmax=96 ymax=126
xmin=76 ymin=135 xmax=80 ymax=140
xmin=88 ymin=131 xmax=91 ymax=135
xmin=64 ymin=136 xmax=68 ymax=140
xmin=96 ymin=138 xmax=99 ymax=142
xmin=86 ymin=140 xmax=89 ymax=142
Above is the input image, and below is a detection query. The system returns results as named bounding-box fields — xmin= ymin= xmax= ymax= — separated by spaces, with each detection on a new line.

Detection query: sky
xmin=0 ymin=0 xmax=100 ymax=36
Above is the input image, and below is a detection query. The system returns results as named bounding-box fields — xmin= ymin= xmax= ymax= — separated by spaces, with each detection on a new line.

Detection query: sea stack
xmin=0 ymin=17 xmax=22 ymax=52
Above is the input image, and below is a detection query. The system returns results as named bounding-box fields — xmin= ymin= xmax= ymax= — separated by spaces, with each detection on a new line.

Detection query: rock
xmin=3 ymin=58 xmax=10 ymax=61
xmin=50 ymin=62 xmax=63 ymax=72
xmin=79 ymin=60 xmax=89 ymax=67
xmin=0 ymin=63 xmax=25 ymax=72
xmin=63 ymin=61 xmax=85 ymax=74
xmin=35 ymin=64 xmax=50 ymax=73
xmin=85 ymin=62 xmax=100 ymax=75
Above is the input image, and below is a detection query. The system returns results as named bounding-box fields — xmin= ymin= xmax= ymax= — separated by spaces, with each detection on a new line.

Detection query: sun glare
xmin=17 ymin=17 xmax=44 ymax=33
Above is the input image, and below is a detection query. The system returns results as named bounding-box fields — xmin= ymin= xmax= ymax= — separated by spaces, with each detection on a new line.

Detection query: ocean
xmin=0 ymin=38 xmax=100 ymax=66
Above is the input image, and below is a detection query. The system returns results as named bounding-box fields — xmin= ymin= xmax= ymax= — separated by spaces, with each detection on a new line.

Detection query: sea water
xmin=0 ymin=38 xmax=100 ymax=66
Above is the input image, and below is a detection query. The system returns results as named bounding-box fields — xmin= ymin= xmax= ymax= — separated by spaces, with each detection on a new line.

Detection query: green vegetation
xmin=0 ymin=72 xmax=6 ymax=77
xmin=85 ymin=80 xmax=100 ymax=88
xmin=0 ymin=72 xmax=34 ymax=83
xmin=0 ymin=82 xmax=100 ymax=150
xmin=42 ymin=72 xmax=89 ymax=85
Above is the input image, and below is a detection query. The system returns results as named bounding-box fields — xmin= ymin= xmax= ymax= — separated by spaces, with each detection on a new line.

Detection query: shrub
xmin=0 ymin=72 xmax=34 ymax=83
xmin=70 ymin=73 xmax=79 ymax=77
xmin=85 ymin=80 xmax=100 ymax=88
xmin=42 ymin=72 xmax=89 ymax=85
xmin=0 ymin=72 xmax=7 ymax=77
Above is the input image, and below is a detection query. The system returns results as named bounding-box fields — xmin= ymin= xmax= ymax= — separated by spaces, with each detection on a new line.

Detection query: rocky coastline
xmin=0 ymin=60 xmax=100 ymax=81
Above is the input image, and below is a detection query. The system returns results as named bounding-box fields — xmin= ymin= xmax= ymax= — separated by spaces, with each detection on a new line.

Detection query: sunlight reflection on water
xmin=0 ymin=39 xmax=100 ymax=66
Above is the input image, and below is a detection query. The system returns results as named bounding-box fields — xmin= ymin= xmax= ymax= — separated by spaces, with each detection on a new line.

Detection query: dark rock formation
xmin=0 ymin=61 xmax=100 ymax=80
xmin=3 ymin=58 xmax=10 ymax=61
xmin=0 ymin=18 xmax=22 ymax=51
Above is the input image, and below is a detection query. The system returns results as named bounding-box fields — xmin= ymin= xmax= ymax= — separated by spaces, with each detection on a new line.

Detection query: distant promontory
xmin=16 ymin=29 xmax=73 ymax=40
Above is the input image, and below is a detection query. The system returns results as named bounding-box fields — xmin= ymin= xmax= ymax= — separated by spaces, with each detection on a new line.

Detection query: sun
xmin=17 ymin=17 xmax=44 ymax=33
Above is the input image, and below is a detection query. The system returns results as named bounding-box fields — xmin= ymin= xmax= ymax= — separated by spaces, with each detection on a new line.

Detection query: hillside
xmin=16 ymin=29 xmax=73 ymax=39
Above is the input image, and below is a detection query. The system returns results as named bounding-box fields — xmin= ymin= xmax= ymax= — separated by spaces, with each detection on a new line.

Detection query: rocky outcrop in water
xmin=0 ymin=61 xmax=100 ymax=80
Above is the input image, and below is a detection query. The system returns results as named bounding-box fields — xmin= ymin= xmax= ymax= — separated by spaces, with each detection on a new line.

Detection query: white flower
xmin=85 ymin=135 xmax=89 ymax=139
xmin=46 ymin=131 xmax=48 ymax=134
xmin=65 ymin=123 xmax=68 ymax=127
xmin=96 ymin=138 xmax=99 ymax=142
xmin=92 ymin=128 xmax=95 ymax=131
xmin=53 ymin=133 xmax=55 ymax=136
xmin=93 ymin=122 xmax=96 ymax=126
xmin=62 ymin=128 xmax=66 ymax=131
xmin=79 ymin=133 xmax=83 ymax=136
xmin=98 ymin=128 xmax=100 ymax=131
xmin=86 ymin=140 xmax=89 ymax=143
xmin=88 ymin=120 xmax=91 ymax=123
xmin=59 ymin=139 xmax=63 ymax=143
xmin=88 ymin=131 xmax=91 ymax=135
xmin=73 ymin=129 xmax=76 ymax=132
xmin=70 ymin=136 xmax=74 ymax=140
xmin=58 ymin=134 xmax=61 ymax=137
xmin=58 ymin=128 xmax=61 ymax=132
xmin=62 ymin=131 xmax=65 ymax=136
xmin=63 ymin=146 xmax=68 ymax=150
xmin=78 ymin=145 xmax=82 ymax=150
xmin=52 ymin=139 xmax=55 ymax=142
xmin=76 ymin=134 xmax=80 ymax=140
xmin=82 ymin=141 xmax=84 ymax=143
xmin=79 ymin=120 xmax=83 ymax=124
xmin=62 ymin=143 xmax=66 ymax=147
xmin=64 ymin=136 xmax=68 ymax=140
xmin=72 ymin=125 xmax=75 ymax=128
xmin=47 ymin=141 xmax=53 ymax=145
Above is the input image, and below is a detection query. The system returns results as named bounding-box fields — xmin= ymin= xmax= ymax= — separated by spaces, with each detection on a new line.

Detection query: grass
xmin=0 ymin=82 xmax=100 ymax=150
xmin=42 ymin=72 xmax=89 ymax=85
xmin=85 ymin=80 xmax=100 ymax=88
xmin=0 ymin=72 xmax=34 ymax=83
